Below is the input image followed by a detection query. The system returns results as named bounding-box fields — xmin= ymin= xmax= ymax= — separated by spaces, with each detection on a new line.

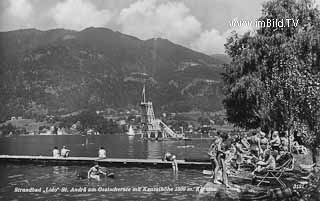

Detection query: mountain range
xmin=0 ymin=27 xmax=226 ymax=121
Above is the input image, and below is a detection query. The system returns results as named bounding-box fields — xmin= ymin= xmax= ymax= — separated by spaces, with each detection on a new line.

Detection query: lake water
xmin=0 ymin=135 xmax=318 ymax=200
xmin=0 ymin=134 xmax=212 ymax=160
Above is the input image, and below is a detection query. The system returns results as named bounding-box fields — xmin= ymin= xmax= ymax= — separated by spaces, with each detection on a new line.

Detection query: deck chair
xmin=292 ymin=141 xmax=308 ymax=154
xmin=241 ymin=138 xmax=250 ymax=150
xmin=253 ymin=153 xmax=294 ymax=188
xmin=299 ymin=163 xmax=315 ymax=172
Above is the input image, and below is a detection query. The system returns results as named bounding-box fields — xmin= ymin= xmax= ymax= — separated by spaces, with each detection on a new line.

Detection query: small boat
xmin=126 ymin=125 xmax=135 ymax=136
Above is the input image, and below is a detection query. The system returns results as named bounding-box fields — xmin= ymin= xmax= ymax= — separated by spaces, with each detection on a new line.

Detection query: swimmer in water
xmin=87 ymin=164 xmax=106 ymax=181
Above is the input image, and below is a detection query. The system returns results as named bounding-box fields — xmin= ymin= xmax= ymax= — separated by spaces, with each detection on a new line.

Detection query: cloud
xmin=0 ymin=0 xmax=258 ymax=54
xmin=191 ymin=29 xmax=226 ymax=55
xmin=7 ymin=0 xmax=33 ymax=19
xmin=0 ymin=0 xmax=33 ymax=30
xmin=118 ymin=0 xmax=201 ymax=46
xmin=117 ymin=0 xmax=256 ymax=55
xmin=50 ymin=0 xmax=113 ymax=30
xmin=191 ymin=21 xmax=253 ymax=55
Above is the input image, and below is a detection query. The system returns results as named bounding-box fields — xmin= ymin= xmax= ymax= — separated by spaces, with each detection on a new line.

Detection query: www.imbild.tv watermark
xmin=229 ymin=18 xmax=299 ymax=28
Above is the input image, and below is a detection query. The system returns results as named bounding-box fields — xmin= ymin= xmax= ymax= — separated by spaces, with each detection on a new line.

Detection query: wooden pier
xmin=0 ymin=155 xmax=210 ymax=169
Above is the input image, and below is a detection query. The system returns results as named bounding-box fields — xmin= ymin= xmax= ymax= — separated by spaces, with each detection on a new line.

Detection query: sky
xmin=0 ymin=0 xmax=319 ymax=55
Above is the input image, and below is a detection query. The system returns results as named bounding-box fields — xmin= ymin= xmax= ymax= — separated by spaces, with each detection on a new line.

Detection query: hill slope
xmin=0 ymin=27 xmax=225 ymax=120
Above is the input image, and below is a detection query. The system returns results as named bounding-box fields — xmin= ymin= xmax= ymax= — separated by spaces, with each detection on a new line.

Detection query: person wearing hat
xmin=61 ymin=146 xmax=70 ymax=157
xmin=87 ymin=164 xmax=106 ymax=180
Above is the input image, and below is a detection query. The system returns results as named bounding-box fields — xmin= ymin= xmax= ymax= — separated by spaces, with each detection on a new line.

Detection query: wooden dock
xmin=0 ymin=155 xmax=210 ymax=169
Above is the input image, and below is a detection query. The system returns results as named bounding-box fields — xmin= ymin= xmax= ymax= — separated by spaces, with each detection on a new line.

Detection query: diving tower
xmin=140 ymin=86 xmax=182 ymax=139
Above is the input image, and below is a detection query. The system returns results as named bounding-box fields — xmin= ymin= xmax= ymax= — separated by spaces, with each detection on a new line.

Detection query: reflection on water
xmin=147 ymin=141 xmax=163 ymax=159
xmin=127 ymin=136 xmax=135 ymax=158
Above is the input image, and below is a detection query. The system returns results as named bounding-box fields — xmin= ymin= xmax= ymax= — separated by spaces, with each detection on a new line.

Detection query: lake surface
xmin=0 ymin=134 xmax=212 ymax=160
xmin=0 ymin=163 xmax=278 ymax=201
xmin=0 ymin=134 xmax=318 ymax=200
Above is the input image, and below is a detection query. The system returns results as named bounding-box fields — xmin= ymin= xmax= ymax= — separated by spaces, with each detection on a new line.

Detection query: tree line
xmin=223 ymin=0 xmax=320 ymax=163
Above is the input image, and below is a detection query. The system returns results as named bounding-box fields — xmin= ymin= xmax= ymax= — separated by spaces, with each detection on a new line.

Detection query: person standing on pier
xmin=208 ymin=136 xmax=219 ymax=184
xmin=217 ymin=135 xmax=230 ymax=188
xmin=98 ymin=147 xmax=107 ymax=158
xmin=53 ymin=146 xmax=60 ymax=157
xmin=61 ymin=146 xmax=70 ymax=157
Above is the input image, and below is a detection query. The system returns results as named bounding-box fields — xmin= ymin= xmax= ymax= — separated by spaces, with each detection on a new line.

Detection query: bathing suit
xmin=209 ymin=143 xmax=218 ymax=159
xmin=250 ymin=136 xmax=260 ymax=156
xmin=261 ymin=138 xmax=268 ymax=150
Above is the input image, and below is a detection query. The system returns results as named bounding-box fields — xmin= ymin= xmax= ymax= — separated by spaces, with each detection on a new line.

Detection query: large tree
xmin=223 ymin=0 xmax=320 ymax=162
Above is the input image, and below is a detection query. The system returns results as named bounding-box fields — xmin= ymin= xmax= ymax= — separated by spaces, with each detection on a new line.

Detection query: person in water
xmin=208 ymin=136 xmax=220 ymax=184
xmin=163 ymin=152 xmax=178 ymax=172
xmin=87 ymin=164 xmax=106 ymax=180
xmin=61 ymin=146 xmax=70 ymax=157
xmin=98 ymin=147 xmax=107 ymax=158
xmin=53 ymin=146 xmax=60 ymax=157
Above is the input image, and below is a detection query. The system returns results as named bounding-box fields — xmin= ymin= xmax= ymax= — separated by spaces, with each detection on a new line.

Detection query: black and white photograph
xmin=0 ymin=0 xmax=319 ymax=200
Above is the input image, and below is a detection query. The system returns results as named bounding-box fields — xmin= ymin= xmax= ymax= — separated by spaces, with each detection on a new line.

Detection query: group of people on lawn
xmin=208 ymin=130 xmax=295 ymax=187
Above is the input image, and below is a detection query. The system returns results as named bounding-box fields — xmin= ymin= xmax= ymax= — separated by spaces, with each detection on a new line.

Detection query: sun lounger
xmin=292 ymin=141 xmax=308 ymax=154
xmin=241 ymin=138 xmax=250 ymax=150
xmin=299 ymin=163 xmax=315 ymax=172
xmin=253 ymin=153 xmax=294 ymax=187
